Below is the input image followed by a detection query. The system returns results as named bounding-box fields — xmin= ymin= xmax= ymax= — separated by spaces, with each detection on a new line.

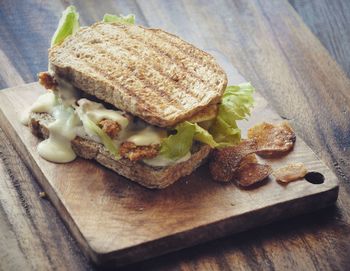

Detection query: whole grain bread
xmin=49 ymin=22 xmax=227 ymax=127
xmin=29 ymin=112 xmax=211 ymax=189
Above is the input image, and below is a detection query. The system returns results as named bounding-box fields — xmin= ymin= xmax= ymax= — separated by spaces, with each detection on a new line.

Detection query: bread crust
xmin=29 ymin=112 xmax=211 ymax=189
xmin=49 ymin=22 xmax=227 ymax=127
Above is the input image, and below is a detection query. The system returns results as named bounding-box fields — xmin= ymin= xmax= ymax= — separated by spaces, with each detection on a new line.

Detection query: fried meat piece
xmin=119 ymin=142 xmax=160 ymax=161
xmin=98 ymin=119 xmax=121 ymax=139
xmin=38 ymin=72 xmax=58 ymax=90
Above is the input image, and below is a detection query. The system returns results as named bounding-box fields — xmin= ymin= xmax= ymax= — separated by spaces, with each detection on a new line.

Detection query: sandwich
xmin=23 ymin=6 xmax=254 ymax=189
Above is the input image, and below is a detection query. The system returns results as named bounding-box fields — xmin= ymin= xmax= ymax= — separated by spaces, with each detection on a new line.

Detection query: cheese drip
xmin=21 ymin=92 xmax=57 ymax=125
xmin=37 ymin=106 xmax=79 ymax=163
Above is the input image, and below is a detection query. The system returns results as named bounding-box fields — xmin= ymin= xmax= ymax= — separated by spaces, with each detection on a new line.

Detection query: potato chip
xmin=273 ymin=163 xmax=308 ymax=183
xmin=247 ymin=121 xmax=296 ymax=158
xmin=209 ymin=140 xmax=258 ymax=182
xmin=238 ymin=153 xmax=258 ymax=168
xmin=235 ymin=163 xmax=272 ymax=188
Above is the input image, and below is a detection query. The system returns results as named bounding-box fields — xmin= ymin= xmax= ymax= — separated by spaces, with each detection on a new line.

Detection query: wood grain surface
xmin=290 ymin=0 xmax=350 ymax=79
xmin=0 ymin=0 xmax=349 ymax=270
xmin=0 ymin=78 xmax=339 ymax=266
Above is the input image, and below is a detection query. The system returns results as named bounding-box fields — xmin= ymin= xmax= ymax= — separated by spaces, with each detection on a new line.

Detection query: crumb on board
xmin=39 ymin=191 xmax=47 ymax=198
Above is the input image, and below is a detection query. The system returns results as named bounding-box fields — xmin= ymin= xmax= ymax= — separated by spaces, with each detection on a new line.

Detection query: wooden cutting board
xmin=0 ymin=61 xmax=339 ymax=266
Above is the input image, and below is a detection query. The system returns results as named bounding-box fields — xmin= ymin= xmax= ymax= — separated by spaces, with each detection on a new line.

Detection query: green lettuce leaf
xmin=160 ymin=122 xmax=196 ymax=160
xmin=160 ymin=121 xmax=217 ymax=160
xmin=193 ymin=123 xmax=218 ymax=147
xmin=160 ymin=83 xmax=254 ymax=159
xmin=210 ymin=83 xmax=255 ymax=147
xmin=51 ymin=6 xmax=80 ymax=47
xmin=83 ymin=117 xmax=120 ymax=159
xmin=103 ymin=13 xmax=135 ymax=24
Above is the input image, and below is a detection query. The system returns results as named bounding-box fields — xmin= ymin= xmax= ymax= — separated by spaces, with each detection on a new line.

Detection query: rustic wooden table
xmin=0 ymin=0 xmax=349 ymax=270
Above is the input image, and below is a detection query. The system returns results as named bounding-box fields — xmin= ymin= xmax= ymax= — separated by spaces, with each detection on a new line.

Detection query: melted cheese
xmin=37 ymin=106 xmax=79 ymax=163
xmin=87 ymin=109 xmax=128 ymax=128
xmin=20 ymin=110 xmax=31 ymax=125
xmin=56 ymin=77 xmax=80 ymax=106
xmin=37 ymin=135 xmax=76 ymax=163
xmin=20 ymin=91 xmax=79 ymax=163
xmin=127 ymin=127 xmax=162 ymax=146
xmin=31 ymin=92 xmax=57 ymax=113
xmin=21 ymin=92 xmax=57 ymax=125
xmin=143 ymin=152 xmax=191 ymax=167
xmin=78 ymin=99 xmax=129 ymax=128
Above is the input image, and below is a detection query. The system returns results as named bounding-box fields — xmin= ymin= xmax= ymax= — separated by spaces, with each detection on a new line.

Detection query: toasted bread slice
xmin=49 ymin=22 xmax=227 ymax=127
xmin=29 ymin=112 xmax=211 ymax=189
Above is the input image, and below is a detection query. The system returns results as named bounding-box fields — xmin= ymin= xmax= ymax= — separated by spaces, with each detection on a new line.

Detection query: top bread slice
xmin=49 ymin=22 xmax=227 ymax=127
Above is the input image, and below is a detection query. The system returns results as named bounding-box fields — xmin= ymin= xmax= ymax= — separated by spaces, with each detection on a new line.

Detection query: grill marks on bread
xmin=49 ymin=23 xmax=227 ymax=127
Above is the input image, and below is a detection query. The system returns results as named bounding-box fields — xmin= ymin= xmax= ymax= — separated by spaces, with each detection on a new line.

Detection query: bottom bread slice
xmin=29 ymin=112 xmax=211 ymax=189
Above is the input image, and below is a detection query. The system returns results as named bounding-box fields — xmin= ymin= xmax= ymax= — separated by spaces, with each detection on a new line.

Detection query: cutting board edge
xmin=91 ymin=174 xmax=339 ymax=254
xmin=91 ymin=184 xmax=338 ymax=266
